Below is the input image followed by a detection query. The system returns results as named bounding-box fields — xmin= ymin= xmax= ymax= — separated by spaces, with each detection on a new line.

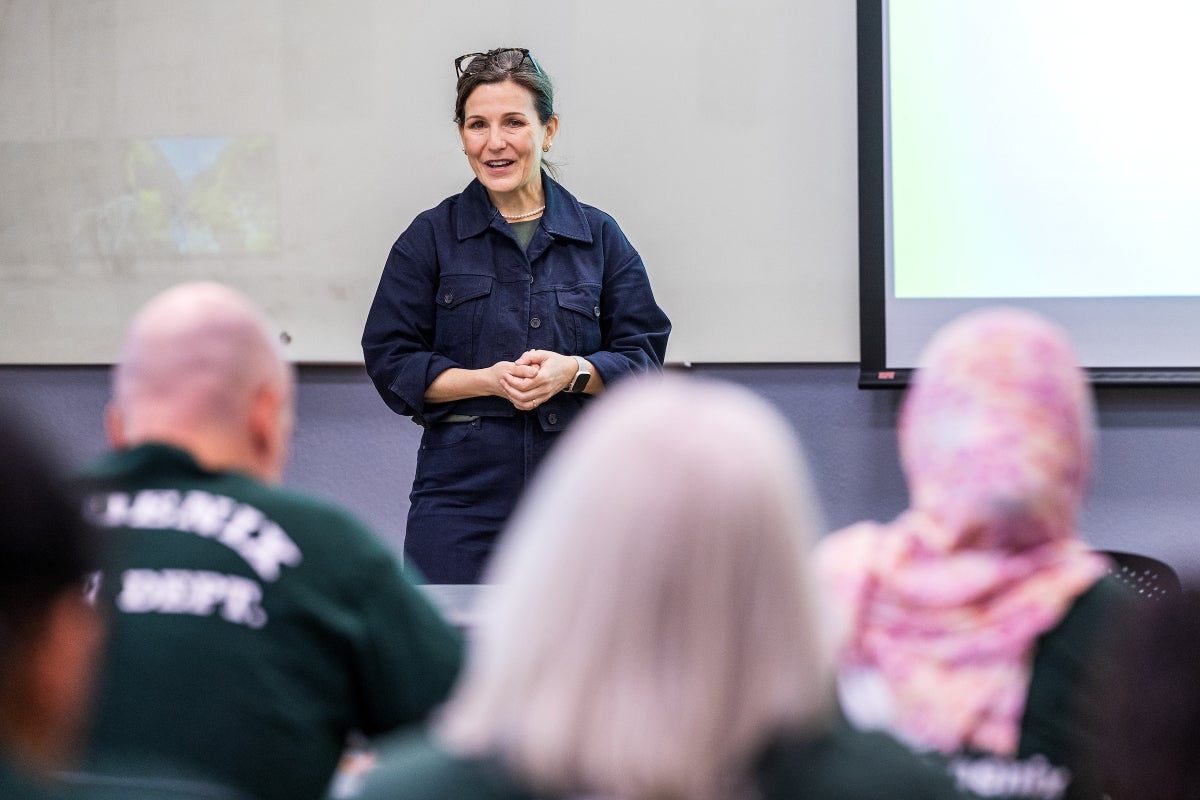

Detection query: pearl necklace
xmin=500 ymin=205 xmax=545 ymax=220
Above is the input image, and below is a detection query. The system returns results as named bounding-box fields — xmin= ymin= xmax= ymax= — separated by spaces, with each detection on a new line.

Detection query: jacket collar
xmin=453 ymin=174 xmax=593 ymax=244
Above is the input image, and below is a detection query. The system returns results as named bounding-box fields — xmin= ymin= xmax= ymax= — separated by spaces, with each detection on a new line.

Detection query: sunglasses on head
xmin=454 ymin=47 xmax=543 ymax=79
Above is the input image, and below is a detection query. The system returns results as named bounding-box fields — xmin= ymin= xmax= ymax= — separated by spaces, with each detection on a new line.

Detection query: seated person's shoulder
xmin=1030 ymin=575 xmax=1136 ymax=684
xmin=56 ymin=751 xmax=258 ymax=800
xmin=350 ymin=732 xmax=541 ymax=800
xmin=234 ymin=481 xmax=403 ymax=574
xmin=1061 ymin=575 xmax=1138 ymax=626
xmin=757 ymin=723 xmax=968 ymax=800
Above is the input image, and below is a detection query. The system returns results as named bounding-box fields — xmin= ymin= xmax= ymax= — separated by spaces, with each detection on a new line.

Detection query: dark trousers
xmin=404 ymin=415 xmax=555 ymax=584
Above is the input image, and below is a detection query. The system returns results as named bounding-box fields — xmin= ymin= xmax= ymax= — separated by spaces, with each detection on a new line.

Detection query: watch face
xmin=569 ymin=372 xmax=590 ymax=393
xmin=568 ymin=357 xmax=591 ymax=393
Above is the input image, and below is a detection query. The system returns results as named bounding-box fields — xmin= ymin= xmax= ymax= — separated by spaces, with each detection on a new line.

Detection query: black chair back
xmin=1099 ymin=549 xmax=1182 ymax=600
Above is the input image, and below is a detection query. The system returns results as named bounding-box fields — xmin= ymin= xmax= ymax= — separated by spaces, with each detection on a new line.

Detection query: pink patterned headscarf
xmin=816 ymin=307 xmax=1108 ymax=756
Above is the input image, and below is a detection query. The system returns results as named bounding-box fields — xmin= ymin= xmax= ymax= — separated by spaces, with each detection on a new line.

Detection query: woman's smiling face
xmin=459 ymin=80 xmax=558 ymax=207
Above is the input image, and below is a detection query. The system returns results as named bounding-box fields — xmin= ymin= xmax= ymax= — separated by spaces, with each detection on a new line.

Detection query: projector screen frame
xmin=855 ymin=0 xmax=1200 ymax=390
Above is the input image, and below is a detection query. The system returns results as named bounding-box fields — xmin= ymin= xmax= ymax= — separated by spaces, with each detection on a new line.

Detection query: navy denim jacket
xmin=362 ymin=175 xmax=671 ymax=427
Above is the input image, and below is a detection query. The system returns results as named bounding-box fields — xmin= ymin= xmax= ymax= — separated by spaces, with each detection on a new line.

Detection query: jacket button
xmin=547 ymin=413 xmax=558 ymax=425
xmin=593 ymin=306 xmax=600 ymax=316
xmin=529 ymin=317 xmax=541 ymax=328
xmin=442 ymin=292 xmax=454 ymax=303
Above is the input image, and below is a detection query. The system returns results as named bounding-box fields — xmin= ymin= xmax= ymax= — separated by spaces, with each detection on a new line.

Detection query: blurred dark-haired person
xmin=0 ymin=408 xmax=101 ymax=799
xmin=75 ymin=282 xmax=463 ymax=800
xmin=362 ymin=46 xmax=671 ymax=584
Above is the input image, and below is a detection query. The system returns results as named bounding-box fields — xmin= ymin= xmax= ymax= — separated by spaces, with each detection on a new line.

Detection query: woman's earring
xmin=542 ymin=142 xmax=552 ymax=153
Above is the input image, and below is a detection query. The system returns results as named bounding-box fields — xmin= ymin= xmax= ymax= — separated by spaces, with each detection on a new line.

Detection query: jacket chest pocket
xmin=555 ymin=284 xmax=602 ymax=354
xmin=435 ymin=275 xmax=494 ymax=363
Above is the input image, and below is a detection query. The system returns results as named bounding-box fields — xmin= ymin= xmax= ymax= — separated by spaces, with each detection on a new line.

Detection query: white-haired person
xmin=815 ymin=307 xmax=1135 ymax=799
xmin=349 ymin=374 xmax=965 ymax=800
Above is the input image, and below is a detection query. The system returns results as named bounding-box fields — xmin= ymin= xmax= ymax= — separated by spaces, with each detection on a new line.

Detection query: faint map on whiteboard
xmin=131 ymin=136 xmax=279 ymax=256
xmin=0 ymin=135 xmax=279 ymax=274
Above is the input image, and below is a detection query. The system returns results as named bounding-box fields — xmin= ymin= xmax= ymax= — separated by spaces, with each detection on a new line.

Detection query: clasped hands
xmin=495 ymin=349 xmax=576 ymax=411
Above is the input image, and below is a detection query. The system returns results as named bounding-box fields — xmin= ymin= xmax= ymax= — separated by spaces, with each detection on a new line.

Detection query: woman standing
xmin=362 ymin=48 xmax=671 ymax=584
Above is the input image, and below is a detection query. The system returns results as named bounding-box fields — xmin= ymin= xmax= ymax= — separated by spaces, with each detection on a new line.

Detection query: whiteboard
xmin=0 ymin=0 xmax=859 ymax=365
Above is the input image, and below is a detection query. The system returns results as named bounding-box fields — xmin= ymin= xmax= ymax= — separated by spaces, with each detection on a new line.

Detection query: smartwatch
xmin=565 ymin=355 xmax=592 ymax=393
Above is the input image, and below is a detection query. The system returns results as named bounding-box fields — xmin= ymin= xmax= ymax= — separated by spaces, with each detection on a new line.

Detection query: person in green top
xmin=349 ymin=375 xmax=966 ymax=800
xmin=0 ymin=406 xmax=103 ymax=800
xmin=74 ymin=282 xmax=464 ymax=800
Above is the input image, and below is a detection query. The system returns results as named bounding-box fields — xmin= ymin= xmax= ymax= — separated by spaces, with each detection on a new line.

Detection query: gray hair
xmin=439 ymin=374 xmax=834 ymax=799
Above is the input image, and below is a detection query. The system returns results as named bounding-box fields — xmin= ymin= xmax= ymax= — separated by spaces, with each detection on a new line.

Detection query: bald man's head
xmin=108 ymin=282 xmax=294 ymax=483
